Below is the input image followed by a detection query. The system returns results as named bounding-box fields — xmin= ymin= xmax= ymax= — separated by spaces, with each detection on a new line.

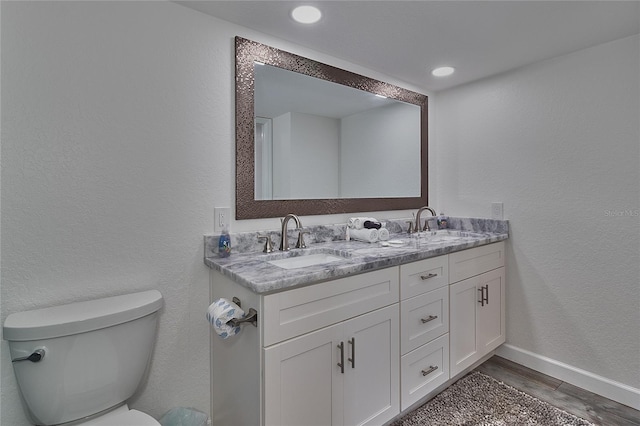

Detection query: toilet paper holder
xmin=227 ymin=297 xmax=258 ymax=328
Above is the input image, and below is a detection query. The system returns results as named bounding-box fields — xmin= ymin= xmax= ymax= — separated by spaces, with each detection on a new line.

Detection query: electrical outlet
xmin=491 ymin=202 xmax=504 ymax=220
xmin=214 ymin=207 xmax=231 ymax=233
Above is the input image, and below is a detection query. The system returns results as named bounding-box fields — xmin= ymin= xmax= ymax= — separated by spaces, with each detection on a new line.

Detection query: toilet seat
xmin=78 ymin=406 xmax=160 ymax=426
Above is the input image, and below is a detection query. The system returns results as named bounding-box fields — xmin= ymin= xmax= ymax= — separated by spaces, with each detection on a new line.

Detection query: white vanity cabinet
xmin=210 ymin=267 xmax=400 ymax=426
xmin=210 ymin=240 xmax=506 ymax=426
xmin=449 ymin=242 xmax=506 ymax=377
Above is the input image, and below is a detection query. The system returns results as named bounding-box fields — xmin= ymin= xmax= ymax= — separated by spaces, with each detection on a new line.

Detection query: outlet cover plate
xmin=491 ymin=202 xmax=504 ymax=220
xmin=214 ymin=207 xmax=231 ymax=233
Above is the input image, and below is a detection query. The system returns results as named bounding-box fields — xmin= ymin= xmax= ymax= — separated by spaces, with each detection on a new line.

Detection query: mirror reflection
xmin=235 ymin=36 xmax=428 ymax=219
xmin=254 ymin=64 xmax=421 ymax=200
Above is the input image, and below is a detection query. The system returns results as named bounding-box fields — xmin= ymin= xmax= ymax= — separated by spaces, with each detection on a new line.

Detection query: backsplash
xmin=204 ymin=217 xmax=509 ymax=258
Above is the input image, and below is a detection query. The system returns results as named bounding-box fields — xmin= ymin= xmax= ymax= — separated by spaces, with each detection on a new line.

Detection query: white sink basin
xmin=423 ymin=235 xmax=463 ymax=242
xmin=397 ymin=230 xmax=484 ymax=246
xmin=268 ymin=253 xmax=345 ymax=270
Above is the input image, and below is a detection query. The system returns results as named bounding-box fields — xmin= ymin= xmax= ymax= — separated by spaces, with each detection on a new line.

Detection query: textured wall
xmin=0 ymin=2 xmax=222 ymax=423
xmin=433 ymin=35 xmax=640 ymax=389
xmin=0 ymin=2 xmax=428 ymax=424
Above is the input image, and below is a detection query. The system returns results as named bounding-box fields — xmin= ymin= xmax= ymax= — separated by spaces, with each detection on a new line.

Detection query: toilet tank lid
xmin=3 ymin=290 xmax=163 ymax=341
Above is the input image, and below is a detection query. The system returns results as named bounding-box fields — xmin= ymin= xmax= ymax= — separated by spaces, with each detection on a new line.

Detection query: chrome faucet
xmin=279 ymin=214 xmax=303 ymax=251
xmin=413 ymin=206 xmax=436 ymax=233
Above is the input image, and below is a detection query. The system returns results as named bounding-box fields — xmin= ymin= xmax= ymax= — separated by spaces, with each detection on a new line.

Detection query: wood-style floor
xmin=475 ymin=356 xmax=640 ymax=426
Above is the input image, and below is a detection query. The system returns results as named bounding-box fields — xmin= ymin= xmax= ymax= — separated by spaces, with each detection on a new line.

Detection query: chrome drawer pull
xmin=421 ymin=315 xmax=438 ymax=324
xmin=420 ymin=273 xmax=437 ymax=280
xmin=421 ymin=365 xmax=439 ymax=376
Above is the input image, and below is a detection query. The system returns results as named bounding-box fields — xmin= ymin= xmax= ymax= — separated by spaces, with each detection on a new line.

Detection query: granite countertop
xmin=205 ymin=217 xmax=508 ymax=294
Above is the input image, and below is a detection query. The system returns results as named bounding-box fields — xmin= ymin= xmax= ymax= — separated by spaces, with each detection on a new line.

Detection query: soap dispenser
xmin=437 ymin=213 xmax=448 ymax=230
xmin=218 ymin=226 xmax=231 ymax=258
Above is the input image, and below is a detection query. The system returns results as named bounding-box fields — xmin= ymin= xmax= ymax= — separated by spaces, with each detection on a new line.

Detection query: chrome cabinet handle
xmin=421 ymin=315 xmax=438 ymax=324
xmin=478 ymin=285 xmax=489 ymax=306
xmin=12 ymin=349 xmax=45 ymax=363
xmin=421 ymin=365 xmax=439 ymax=376
xmin=337 ymin=342 xmax=344 ymax=374
xmin=348 ymin=338 xmax=355 ymax=369
xmin=420 ymin=273 xmax=437 ymax=280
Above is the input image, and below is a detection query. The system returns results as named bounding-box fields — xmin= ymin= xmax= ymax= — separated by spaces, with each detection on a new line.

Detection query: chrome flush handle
xmin=12 ymin=349 xmax=45 ymax=363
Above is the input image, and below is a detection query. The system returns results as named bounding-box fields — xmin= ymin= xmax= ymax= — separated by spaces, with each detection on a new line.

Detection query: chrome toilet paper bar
xmin=226 ymin=308 xmax=258 ymax=327
xmin=226 ymin=297 xmax=258 ymax=327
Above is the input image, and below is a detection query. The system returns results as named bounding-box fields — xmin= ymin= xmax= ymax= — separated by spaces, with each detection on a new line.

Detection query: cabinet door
xmin=343 ymin=305 xmax=400 ymax=426
xmin=449 ymin=267 xmax=506 ymax=377
xmin=264 ymin=324 xmax=344 ymax=426
xmin=449 ymin=276 xmax=480 ymax=377
xmin=477 ymin=267 xmax=505 ymax=354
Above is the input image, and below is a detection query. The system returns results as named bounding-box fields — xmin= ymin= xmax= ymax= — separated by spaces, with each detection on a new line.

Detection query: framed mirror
xmin=235 ymin=36 xmax=428 ymax=219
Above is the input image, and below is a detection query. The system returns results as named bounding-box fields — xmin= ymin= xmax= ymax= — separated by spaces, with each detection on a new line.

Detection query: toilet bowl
xmin=74 ymin=405 xmax=158 ymax=426
xmin=3 ymin=290 xmax=163 ymax=425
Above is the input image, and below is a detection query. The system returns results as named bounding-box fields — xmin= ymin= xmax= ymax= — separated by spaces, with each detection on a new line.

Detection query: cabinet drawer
xmin=262 ymin=267 xmax=399 ymax=346
xmin=400 ymin=256 xmax=448 ymax=300
xmin=400 ymin=287 xmax=449 ymax=355
xmin=401 ymin=333 xmax=449 ymax=411
xmin=449 ymin=241 xmax=505 ymax=283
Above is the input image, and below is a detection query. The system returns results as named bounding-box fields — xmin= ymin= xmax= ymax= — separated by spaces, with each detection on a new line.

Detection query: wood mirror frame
xmin=235 ymin=36 xmax=428 ymax=219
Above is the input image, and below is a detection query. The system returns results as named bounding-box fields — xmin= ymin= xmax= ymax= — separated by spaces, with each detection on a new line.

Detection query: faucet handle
xmin=296 ymin=230 xmax=310 ymax=249
xmin=258 ymin=234 xmax=275 ymax=253
xmin=422 ymin=219 xmax=431 ymax=232
xmin=406 ymin=221 xmax=415 ymax=234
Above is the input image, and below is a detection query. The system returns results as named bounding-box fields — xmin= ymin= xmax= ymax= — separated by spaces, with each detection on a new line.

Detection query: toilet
xmin=3 ymin=290 xmax=164 ymax=425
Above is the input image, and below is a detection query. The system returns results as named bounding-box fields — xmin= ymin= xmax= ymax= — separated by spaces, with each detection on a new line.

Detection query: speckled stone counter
xmin=204 ymin=217 xmax=508 ymax=294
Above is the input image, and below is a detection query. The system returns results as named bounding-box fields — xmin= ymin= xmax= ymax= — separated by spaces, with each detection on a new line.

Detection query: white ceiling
xmin=177 ymin=1 xmax=639 ymax=92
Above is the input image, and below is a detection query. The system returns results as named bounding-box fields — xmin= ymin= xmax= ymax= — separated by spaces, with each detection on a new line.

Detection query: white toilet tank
xmin=3 ymin=290 xmax=163 ymax=425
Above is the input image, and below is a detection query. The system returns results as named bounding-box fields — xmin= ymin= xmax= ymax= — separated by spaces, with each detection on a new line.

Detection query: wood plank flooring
xmin=475 ymin=356 xmax=640 ymax=426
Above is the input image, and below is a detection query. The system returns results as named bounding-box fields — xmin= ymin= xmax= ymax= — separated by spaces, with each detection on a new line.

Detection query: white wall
xmin=0 ymin=2 xmax=430 ymax=424
xmin=1 ymin=2 xmax=220 ymax=423
xmin=273 ymin=111 xmax=340 ymax=199
xmin=290 ymin=112 xmax=340 ymax=199
xmin=272 ymin=113 xmax=292 ymax=200
xmin=341 ymin=102 xmax=421 ymax=197
xmin=433 ymin=34 xmax=640 ymax=392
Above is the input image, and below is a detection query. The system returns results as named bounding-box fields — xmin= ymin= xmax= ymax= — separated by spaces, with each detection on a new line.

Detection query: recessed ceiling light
xmin=432 ymin=66 xmax=455 ymax=77
xmin=291 ymin=5 xmax=322 ymax=24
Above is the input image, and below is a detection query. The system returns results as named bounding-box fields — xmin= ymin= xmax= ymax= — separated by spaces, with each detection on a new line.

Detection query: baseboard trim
xmin=496 ymin=344 xmax=640 ymax=410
